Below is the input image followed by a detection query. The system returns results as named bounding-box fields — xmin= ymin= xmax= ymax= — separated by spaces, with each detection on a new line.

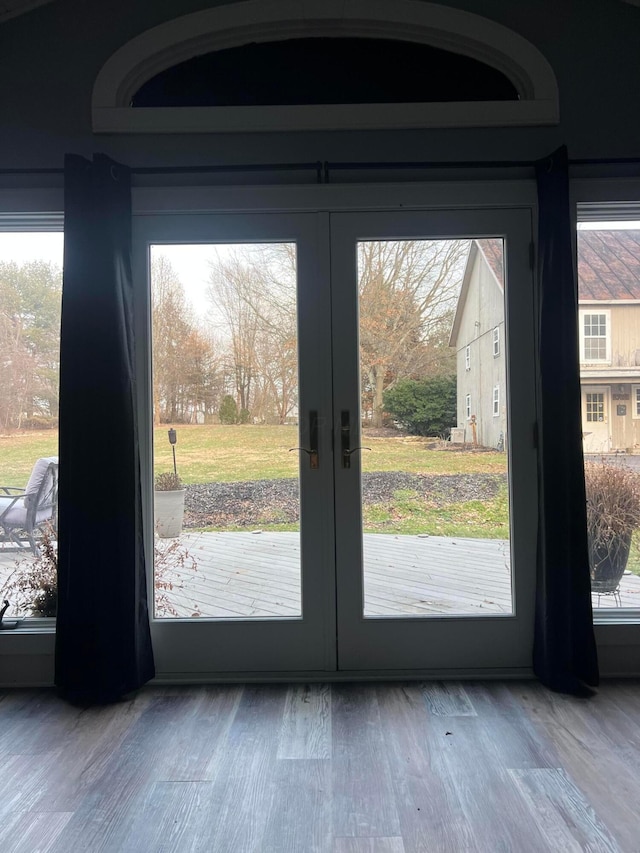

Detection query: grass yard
xmin=363 ymin=485 xmax=510 ymax=539
xmin=0 ymin=424 xmax=507 ymax=486
xmin=154 ymin=424 xmax=507 ymax=483
xmin=0 ymin=431 xmax=58 ymax=486
xmin=4 ymin=425 xmax=640 ymax=578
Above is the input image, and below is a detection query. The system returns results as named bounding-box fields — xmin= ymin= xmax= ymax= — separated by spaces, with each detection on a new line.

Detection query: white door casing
xmin=132 ymin=186 xmax=538 ymax=679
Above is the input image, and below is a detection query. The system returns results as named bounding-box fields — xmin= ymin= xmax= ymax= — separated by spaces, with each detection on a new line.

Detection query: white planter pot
xmin=154 ymin=489 xmax=186 ymax=538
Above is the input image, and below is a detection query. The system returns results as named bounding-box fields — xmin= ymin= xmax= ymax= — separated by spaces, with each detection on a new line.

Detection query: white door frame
xmin=132 ymin=182 xmax=539 ymax=680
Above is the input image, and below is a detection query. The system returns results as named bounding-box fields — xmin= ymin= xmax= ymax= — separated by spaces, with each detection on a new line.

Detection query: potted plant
xmin=154 ymin=471 xmax=186 ymax=538
xmin=585 ymin=461 xmax=640 ymax=594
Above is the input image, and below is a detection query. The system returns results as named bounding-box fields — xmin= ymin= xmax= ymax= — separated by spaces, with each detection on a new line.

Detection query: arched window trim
xmin=92 ymin=0 xmax=559 ymax=134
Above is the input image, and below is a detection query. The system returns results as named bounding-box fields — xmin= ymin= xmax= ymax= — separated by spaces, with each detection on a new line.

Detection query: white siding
xmin=454 ymin=249 xmax=506 ymax=449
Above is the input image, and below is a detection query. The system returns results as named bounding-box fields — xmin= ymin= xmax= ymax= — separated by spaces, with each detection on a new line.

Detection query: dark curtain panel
xmin=533 ymin=146 xmax=599 ymax=692
xmin=55 ymin=154 xmax=155 ymax=703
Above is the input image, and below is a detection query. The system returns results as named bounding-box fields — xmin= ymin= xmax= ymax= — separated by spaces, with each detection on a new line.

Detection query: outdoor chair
xmin=0 ymin=457 xmax=58 ymax=555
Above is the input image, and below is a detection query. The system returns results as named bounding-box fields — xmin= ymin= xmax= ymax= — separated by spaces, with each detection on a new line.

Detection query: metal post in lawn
xmin=168 ymin=428 xmax=177 ymax=477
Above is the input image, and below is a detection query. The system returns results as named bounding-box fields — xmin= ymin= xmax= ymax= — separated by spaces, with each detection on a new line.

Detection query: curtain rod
xmin=1 ymin=156 xmax=639 ymax=178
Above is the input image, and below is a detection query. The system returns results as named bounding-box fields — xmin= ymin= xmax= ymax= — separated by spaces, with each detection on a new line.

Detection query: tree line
xmin=0 ymin=240 xmax=468 ymax=434
xmin=152 ymin=239 xmax=468 ymax=430
xmin=0 ymin=260 xmax=61 ymax=430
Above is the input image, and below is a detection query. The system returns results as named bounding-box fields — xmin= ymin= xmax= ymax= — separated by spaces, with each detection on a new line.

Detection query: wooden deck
xmin=157 ymin=532 xmax=640 ymax=618
xmin=2 ymin=532 xmax=640 ymax=619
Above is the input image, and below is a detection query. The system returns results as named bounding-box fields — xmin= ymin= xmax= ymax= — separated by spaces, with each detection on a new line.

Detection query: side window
xmin=465 ymin=394 xmax=471 ymax=419
xmin=493 ymin=326 xmax=500 ymax=357
xmin=465 ymin=345 xmax=471 ymax=371
xmin=493 ymin=385 xmax=500 ymax=416
xmin=0 ymin=229 xmax=62 ymax=618
xmin=577 ymin=216 xmax=640 ymax=616
xmin=580 ymin=311 xmax=610 ymax=363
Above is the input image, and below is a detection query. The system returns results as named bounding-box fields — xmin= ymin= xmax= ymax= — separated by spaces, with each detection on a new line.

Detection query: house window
xmin=493 ymin=385 xmax=500 ymax=416
xmin=581 ymin=312 xmax=610 ymax=362
xmin=493 ymin=326 xmax=500 ymax=357
xmin=465 ymin=394 xmax=471 ymax=419
xmin=586 ymin=392 xmax=605 ymax=422
xmin=465 ymin=345 xmax=471 ymax=371
xmin=633 ymin=386 xmax=640 ymax=419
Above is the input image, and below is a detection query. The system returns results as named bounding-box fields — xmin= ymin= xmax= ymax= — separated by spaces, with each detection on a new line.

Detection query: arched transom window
xmin=92 ymin=0 xmax=558 ymax=133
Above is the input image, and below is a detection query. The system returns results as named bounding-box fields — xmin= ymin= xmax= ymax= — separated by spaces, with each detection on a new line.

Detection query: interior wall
xmin=0 ymin=0 xmax=638 ymax=170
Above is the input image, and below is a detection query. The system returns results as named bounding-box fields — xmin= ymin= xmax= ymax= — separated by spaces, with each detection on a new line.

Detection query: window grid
xmin=465 ymin=345 xmax=470 ymax=371
xmin=633 ymin=386 xmax=640 ymax=418
xmin=583 ymin=313 xmax=607 ymax=361
xmin=493 ymin=326 xmax=500 ymax=357
xmin=493 ymin=385 xmax=500 ymax=416
xmin=586 ymin=392 xmax=605 ymax=423
xmin=465 ymin=394 xmax=471 ymax=419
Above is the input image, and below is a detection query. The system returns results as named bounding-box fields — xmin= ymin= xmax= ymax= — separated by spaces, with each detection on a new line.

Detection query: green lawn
xmin=5 ymin=425 xmax=640 ymax=576
xmin=1 ymin=425 xmax=510 ymax=540
xmin=1 ymin=425 xmax=507 ymax=486
xmin=0 ymin=431 xmax=58 ymax=486
xmin=363 ymin=485 xmax=510 ymax=538
xmin=153 ymin=424 xmax=507 ymax=483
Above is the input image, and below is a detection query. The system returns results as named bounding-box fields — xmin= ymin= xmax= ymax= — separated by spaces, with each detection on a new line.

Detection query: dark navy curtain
xmin=533 ymin=146 xmax=599 ymax=692
xmin=55 ymin=154 xmax=155 ymax=703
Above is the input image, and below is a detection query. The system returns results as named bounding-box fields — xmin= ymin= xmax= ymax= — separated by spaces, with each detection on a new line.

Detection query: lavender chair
xmin=0 ymin=457 xmax=58 ymax=554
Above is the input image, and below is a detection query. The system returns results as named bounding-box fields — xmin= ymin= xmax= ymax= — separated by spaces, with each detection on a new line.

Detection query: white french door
xmin=133 ymin=201 xmax=537 ymax=678
xmin=134 ymin=212 xmax=336 ymax=676
xmin=330 ymin=209 xmax=537 ymax=672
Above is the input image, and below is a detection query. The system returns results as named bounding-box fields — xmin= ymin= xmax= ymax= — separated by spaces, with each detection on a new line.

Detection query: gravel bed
xmin=184 ymin=471 xmax=506 ymax=529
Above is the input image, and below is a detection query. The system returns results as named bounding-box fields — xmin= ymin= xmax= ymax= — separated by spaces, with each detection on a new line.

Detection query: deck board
xmin=2 ymin=532 xmax=639 ymax=619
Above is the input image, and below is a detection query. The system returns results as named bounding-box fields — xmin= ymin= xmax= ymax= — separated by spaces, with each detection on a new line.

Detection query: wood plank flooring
xmin=1 ymin=681 xmax=639 ymax=852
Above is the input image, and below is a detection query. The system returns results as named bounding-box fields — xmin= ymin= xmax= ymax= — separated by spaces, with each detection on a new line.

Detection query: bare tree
xmin=358 ymin=239 xmax=469 ymax=427
xmin=207 ymin=244 xmax=298 ymax=423
xmin=151 ymin=255 xmax=220 ymax=423
xmin=0 ymin=260 xmax=61 ymax=430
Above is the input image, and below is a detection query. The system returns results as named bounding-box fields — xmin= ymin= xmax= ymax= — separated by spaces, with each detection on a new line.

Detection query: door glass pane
xmin=0 ymin=233 xmax=62 ymax=620
xmin=579 ymin=221 xmax=640 ymax=611
xmin=357 ymin=238 xmax=513 ymax=616
xmin=150 ymin=243 xmax=302 ymax=619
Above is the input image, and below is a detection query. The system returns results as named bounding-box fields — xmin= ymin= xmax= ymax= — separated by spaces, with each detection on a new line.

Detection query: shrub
xmin=1 ymin=523 xmax=199 ymax=618
xmin=154 ymin=471 xmax=183 ymax=491
xmin=585 ymin=461 xmax=640 ymax=546
xmin=219 ymin=395 xmax=238 ymax=424
xmin=383 ymin=375 xmax=457 ymax=437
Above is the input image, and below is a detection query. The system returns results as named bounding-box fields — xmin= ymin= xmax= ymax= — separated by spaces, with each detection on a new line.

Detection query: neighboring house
xmin=451 ymin=231 xmax=640 ymax=453
xmin=577 ymin=230 xmax=640 ymax=453
xmin=449 ymin=239 xmax=506 ymax=449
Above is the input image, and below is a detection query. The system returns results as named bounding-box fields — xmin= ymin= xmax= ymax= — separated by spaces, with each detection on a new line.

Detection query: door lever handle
xmin=289 ymin=411 xmax=319 ymax=469
xmin=340 ymin=410 xmax=371 ymax=468
xmin=289 ymin=446 xmax=319 ymax=469
xmin=342 ymin=446 xmax=371 ymax=467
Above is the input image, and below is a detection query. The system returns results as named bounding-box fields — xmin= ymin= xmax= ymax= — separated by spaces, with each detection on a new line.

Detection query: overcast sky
xmin=1 ymin=220 xmax=639 ymax=313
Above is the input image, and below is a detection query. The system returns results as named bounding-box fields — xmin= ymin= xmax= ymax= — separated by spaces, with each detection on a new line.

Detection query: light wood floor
xmin=1 ymin=680 xmax=639 ymax=851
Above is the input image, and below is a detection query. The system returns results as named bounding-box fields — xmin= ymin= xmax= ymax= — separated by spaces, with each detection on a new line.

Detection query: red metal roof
xmin=578 ymin=230 xmax=640 ymax=300
xmin=475 ymin=238 xmax=504 ymax=285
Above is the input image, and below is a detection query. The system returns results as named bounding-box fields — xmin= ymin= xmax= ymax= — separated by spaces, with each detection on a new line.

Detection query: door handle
xmin=340 ymin=410 xmax=371 ymax=468
xmin=289 ymin=411 xmax=319 ymax=469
